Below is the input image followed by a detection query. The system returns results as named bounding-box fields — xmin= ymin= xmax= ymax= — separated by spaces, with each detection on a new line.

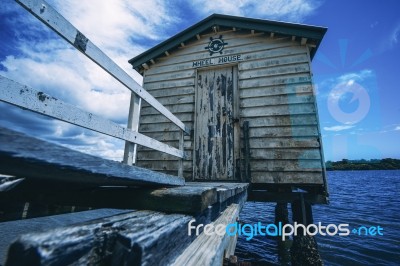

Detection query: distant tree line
xmin=325 ymin=158 xmax=400 ymax=171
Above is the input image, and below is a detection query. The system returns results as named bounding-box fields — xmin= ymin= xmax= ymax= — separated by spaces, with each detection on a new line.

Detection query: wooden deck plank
xmin=0 ymin=127 xmax=184 ymax=187
xmin=5 ymin=210 xmax=193 ymax=266
xmin=3 ymin=200 xmax=248 ymax=266
xmin=187 ymin=182 xmax=248 ymax=203
xmin=3 ymin=201 xmax=247 ymax=265
xmin=0 ymin=209 xmax=129 ymax=264
xmin=1 ymin=181 xmax=248 ymax=219
xmin=171 ymin=204 xmax=241 ymax=266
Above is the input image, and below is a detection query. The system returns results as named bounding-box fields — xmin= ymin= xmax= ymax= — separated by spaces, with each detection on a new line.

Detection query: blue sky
xmin=0 ymin=0 xmax=399 ymax=161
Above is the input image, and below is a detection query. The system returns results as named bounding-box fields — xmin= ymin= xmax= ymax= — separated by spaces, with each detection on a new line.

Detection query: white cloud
xmin=0 ymin=46 xmax=131 ymax=160
xmin=189 ymin=0 xmax=320 ymax=22
xmin=317 ymin=69 xmax=374 ymax=99
xmin=395 ymin=126 xmax=400 ymax=131
xmin=337 ymin=69 xmax=374 ymax=83
xmin=48 ymin=1 xmax=177 ymax=44
xmin=46 ymin=0 xmax=179 ymax=75
xmin=323 ymin=125 xmax=355 ymax=132
xmin=52 ymin=122 xmax=125 ymax=161
xmin=1 ymin=46 xmax=131 ymax=122
xmin=370 ymin=21 xmax=378 ymax=29
xmin=390 ymin=24 xmax=400 ymax=46
xmin=378 ymin=23 xmax=400 ymax=53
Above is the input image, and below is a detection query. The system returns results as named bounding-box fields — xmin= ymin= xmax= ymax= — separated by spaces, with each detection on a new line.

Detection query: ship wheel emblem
xmin=205 ymin=35 xmax=228 ymax=55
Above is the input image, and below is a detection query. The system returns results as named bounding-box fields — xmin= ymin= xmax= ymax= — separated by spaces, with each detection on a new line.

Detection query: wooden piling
xmin=275 ymin=202 xmax=291 ymax=265
xmin=291 ymin=195 xmax=323 ymax=266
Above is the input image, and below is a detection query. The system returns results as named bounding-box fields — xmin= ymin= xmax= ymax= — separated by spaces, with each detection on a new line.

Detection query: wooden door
xmin=194 ymin=66 xmax=237 ymax=180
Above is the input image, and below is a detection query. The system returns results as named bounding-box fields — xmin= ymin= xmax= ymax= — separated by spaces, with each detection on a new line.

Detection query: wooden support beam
xmin=180 ymin=42 xmax=185 ymax=47
xmin=248 ymin=190 xmax=328 ymax=204
xmin=15 ymin=0 xmax=190 ymax=135
xmin=196 ymin=34 xmax=201 ymax=40
xmin=301 ymin=37 xmax=308 ymax=45
xmin=123 ymin=92 xmax=142 ymax=165
xmin=232 ymin=27 xmax=236 ymax=31
xmin=270 ymin=32 xmax=275 ymax=38
xmin=243 ymin=121 xmax=251 ymax=182
xmin=150 ymin=59 xmax=155 ymax=64
xmin=0 ymin=76 xmax=185 ymax=159
xmin=165 ymin=51 xmax=170 ymax=56
xmin=292 ymin=36 xmax=296 ymax=41
xmin=0 ymin=127 xmax=185 ymax=187
xmin=213 ymin=26 xmax=218 ymax=33
xmin=251 ymin=29 xmax=255 ymax=34
xmin=178 ymin=130 xmax=184 ymax=177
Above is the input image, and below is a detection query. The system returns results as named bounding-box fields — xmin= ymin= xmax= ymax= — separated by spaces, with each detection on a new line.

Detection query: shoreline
xmin=326 ymin=168 xmax=400 ymax=171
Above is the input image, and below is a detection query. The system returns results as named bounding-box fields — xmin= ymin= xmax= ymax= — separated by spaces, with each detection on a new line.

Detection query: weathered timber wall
xmin=136 ymin=29 xmax=324 ymax=184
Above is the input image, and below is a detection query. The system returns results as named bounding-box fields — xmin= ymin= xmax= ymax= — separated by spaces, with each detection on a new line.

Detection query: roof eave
xmin=128 ymin=14 xmax=327 ymax=71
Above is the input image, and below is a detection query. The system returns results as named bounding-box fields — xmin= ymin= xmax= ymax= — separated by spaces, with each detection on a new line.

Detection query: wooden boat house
xmin=129 ymin=14 xmax=328 ymax=198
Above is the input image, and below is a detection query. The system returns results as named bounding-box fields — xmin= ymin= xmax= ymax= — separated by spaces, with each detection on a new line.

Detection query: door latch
xmin=222 ymin=107 xmax=227 ymax=116
xmin=230 ymin=117 xmax=239 ymax=123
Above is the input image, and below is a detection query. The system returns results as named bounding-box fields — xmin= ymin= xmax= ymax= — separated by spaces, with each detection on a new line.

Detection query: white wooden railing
xmin=0 ymin=0 xmax=188 ymax=177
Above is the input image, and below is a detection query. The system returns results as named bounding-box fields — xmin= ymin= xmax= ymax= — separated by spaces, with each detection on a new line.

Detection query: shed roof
xmin=128 ymin=14 xmax=327 ymax=72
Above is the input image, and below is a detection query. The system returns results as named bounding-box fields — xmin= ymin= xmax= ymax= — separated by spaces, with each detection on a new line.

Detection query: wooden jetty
xmin=0 ymin=0 xmax=328 ymax=265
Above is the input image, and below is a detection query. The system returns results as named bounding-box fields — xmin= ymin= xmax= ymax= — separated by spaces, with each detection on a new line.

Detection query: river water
xmin=235 ymin=170 xmax=400 ymax=265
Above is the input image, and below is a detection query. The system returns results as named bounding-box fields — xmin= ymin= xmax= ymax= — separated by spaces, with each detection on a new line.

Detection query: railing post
xmin=178 ymin=129 xmax=184 ymax=177
xmin=123 ymin=92 xmax=141 ymax=165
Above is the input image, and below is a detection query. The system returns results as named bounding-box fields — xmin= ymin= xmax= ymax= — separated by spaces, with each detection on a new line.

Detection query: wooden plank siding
xmin=136 ymin=30 xmax=324 ymax=184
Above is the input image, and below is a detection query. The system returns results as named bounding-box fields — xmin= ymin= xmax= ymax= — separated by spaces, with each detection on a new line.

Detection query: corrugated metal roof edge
xmin=128 ymin=14 xmax=327 ymax=71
